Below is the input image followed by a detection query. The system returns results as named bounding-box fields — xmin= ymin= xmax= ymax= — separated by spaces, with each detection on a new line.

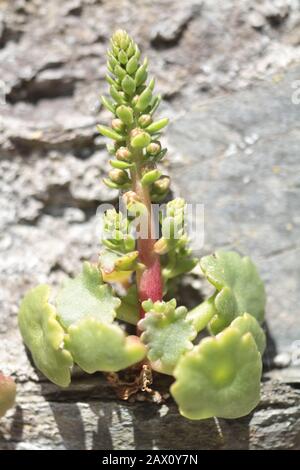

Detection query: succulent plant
xmin=18 ymin=30 xmax=266 ymax=420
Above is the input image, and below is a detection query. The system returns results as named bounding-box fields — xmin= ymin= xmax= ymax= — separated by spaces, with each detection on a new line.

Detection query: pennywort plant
xmin=18 ymin=30 xmax=266 ymax=420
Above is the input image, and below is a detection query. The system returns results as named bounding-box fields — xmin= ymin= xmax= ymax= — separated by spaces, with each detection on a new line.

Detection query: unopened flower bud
xmin=116 ymin=146 xmax=132 ymax=162
xmin=122 ymin=191 xmax=141 ymax=206
xmin=112 ymin=118 xmax=125 ymax=133
xmin=152 ymin=176 xmax=170 ymax=194
xmin=138 ymin=114 xmax=153 ymax=128
xmin=146 ymin=141 xmax=161 ymax=155
xmin=109 ymin=168 xmax=129 ymax=185
xmin=131 ymin=95 xmax=139 ymax=107
xmin=154 ymin=238 xmax=169 ymax=255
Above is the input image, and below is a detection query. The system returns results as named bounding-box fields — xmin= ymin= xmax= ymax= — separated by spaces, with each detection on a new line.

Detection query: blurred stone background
xmin=0 ymin=0 xmax=300 ymax=449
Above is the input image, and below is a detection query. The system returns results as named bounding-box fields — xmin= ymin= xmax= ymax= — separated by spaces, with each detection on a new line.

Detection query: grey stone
xmin=150 ymin=2 xmax=202 ymax=48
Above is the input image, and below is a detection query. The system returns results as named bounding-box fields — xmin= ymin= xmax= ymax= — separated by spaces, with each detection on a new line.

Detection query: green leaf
xmin=116 ymin=286 xmax=139 ymax=325
xmin=18 ymin=285 xmax=73 ymax=387
xmin=126 ymin=56 xmax=138 ymax=75
xmin=101 ymin=96 xmax=115 ymax=114
xmin=109 ymin=159 xmax=133 ymax=170
xmin=230 ymin=313 xmax=266 ymax=355
xmin=200 ymin=251 xmax=266 ymax=334
xmin=135 ymin=59 xmax=148 ymax=86
xmin=171 ymin=326 xmax=262 ymax=420
xmin=141 ymin=169 xmax=161 ymax=187
xmin=0 ymin=372 xmax=16 ymax=418
xmin=139 ymin=299 xmax=196 ymax=375
xmin=114 ymin=64 xmax=126 ymax=80
xmin=136 ymin=84 xmax=153 ymax=111
xmin=56 ymin=262 xmax=120 ymax=329
xmin=110 ymin=85 xmax=125 ymax=105
xmin=65 ymin=317 xmax=146 ymax=373
xmin=97 ymin=125 xmax=124 ymax=142
xmin=146 ymin=118 xmax=169 ymax=133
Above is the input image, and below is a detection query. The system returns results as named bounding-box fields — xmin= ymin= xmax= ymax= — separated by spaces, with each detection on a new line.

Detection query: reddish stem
xmin=137 ymin=238 xmax=163 ymax=318
xmin=131 ymin=159 xmax=163 ymax=319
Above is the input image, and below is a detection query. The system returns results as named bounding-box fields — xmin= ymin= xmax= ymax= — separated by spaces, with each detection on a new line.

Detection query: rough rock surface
xmin=0 ymin=0 xmax=300 ymax=450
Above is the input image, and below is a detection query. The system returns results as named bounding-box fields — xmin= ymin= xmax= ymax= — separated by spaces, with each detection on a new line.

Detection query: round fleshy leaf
xmin=171 ymin=327 xmax=262 ymax=420
xmin=56 ymin=262 xmax=120 ymax=328
xmin=200 ymin=251 xmax=266 ymax=334
xmin=230 ymin=313 xmax=266 ymax=355
xmin=0 ymin=372 xmax=16 ymax=418
xmin=138 ymin=299 xmax=197 ymax=375
xmin=65 ymin=317 xmax=146 ymax=373
xmin=19 ymin=285 xmax=73 ymax=387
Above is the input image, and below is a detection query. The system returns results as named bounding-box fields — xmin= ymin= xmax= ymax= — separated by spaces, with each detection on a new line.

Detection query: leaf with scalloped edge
xmin=19 ymin=285 xmax=73 ymax=387
xmin=65 ymin=317 xmax=146 ymax=373
xmin=56 ymin=262 xmax=120 ymax=329
xmin=230 ymin=313 xmax=266 ymax=355
xmin=116 ymin=286 xmax=139 ymax=325
xmin=0 ymin=372 xmax=16 ymax=418
xmin=200 ymin=251 xmax=266 ymax=334
xmin=138 ymin=299 xmax=197 ymax=375
xmin=171 ymin=326 xmax=262 ymax=419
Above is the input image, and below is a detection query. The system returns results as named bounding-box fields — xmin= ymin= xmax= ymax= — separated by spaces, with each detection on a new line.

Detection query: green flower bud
xmin=116 ymin=105 xmax=134 ymax=125
xmin=146 ymin=118 xmax=169 ymax=134
xmin=138 ymin=114 xmax=152 ymax=128
xmin=126 ymin=56 xmax=139 ymax=75
xmin=116 ymin=146 xmax=132 ymax=162
xmin=118 ymin=49 xmax=128 ymax=65
xmin=146 ymin=141 xmax=161 ymax=155
xmin=132 ymin=95 xmax=139 ymax=107
xmin=112 ymin=30 xmax=129 ymax=48
xmin=130 ymin=129 xmax=151 ymax=148
xmin=111 ymin=118 xmax=125 ymax=133
xmin=97 ymin=125 xmax=124 ymax=142
xmin=109 ymin=168 xmax=129 ymax=185
xmin=121 ymin=75 xmax=136 ymax=95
